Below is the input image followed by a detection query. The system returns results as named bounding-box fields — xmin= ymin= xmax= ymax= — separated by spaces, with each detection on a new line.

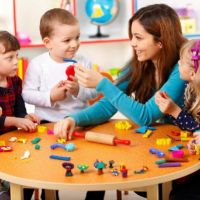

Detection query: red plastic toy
xmin=65 ymin=65 xmax=75 ymax=81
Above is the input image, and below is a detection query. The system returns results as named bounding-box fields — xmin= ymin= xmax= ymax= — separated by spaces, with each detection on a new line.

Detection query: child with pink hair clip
xmin=155 ymin=39 xmax=200 ymax=200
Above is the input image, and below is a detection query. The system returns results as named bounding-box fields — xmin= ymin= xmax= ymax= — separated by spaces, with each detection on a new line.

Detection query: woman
xmin=54 ymin=4 xmax=187 ymax=200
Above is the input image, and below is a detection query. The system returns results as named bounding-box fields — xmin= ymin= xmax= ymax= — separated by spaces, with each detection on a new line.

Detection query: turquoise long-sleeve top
xmin=67 ymin=63 xmax=185 ymax=127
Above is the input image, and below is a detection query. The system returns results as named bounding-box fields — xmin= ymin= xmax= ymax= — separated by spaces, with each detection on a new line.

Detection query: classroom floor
xmin=32 ymin=190 xmax=146 ymax=200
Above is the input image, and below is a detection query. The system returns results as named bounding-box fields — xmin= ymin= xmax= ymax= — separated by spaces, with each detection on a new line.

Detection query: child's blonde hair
xmin=0 ymin=31 xmax=20 ymax=53
xmin=40 ymin=8 xmax=78 ymax=40
xmin=181 ymin=39 xmax=200 ymax=123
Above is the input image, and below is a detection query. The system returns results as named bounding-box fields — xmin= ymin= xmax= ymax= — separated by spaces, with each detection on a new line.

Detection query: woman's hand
xmin=74 ymin=63 xmax=103 ymax=88
xmin=157 ymin=91 xmax=181 ymax=118
xmin=0 ymin=107 xmax=2 ymax=116
xmin=54 ymin=117 xmax=76 ymax=140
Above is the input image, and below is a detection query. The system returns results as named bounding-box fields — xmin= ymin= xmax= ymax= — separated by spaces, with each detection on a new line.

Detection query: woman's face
xmin=130 ymin=20 xmax=162 ymax=65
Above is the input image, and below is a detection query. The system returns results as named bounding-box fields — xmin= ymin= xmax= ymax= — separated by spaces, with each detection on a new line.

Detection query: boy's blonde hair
xmin=40 ymin=8 xmax=78 ymax=40
xmin=181 ymin=39 xmax=200 ymax=123
xmin=0 ymin=31 xmax=20 ymax=53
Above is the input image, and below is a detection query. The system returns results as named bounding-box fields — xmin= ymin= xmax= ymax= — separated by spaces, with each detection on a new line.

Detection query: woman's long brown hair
xmin=117 ymin=4 xmax=187 ymax=104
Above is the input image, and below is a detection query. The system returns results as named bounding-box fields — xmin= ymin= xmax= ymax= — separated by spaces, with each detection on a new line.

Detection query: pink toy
xmin=172 ymin=150 xmax=184 ymax=158
xmin=47 ymin=130 xmax=54 ymax=134
xmin=17 ymin=32 xmax=31 ymax=45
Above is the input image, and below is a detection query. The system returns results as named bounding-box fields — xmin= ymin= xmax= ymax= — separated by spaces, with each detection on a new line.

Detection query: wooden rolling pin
xmin=73 ymin=132 xmax=131 ymax=146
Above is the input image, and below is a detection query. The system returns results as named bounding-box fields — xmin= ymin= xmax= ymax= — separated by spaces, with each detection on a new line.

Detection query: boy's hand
xmin=50 ymin=80 xmax=67 ymax=102
xmin=194 ymin=132 xmax=200 ymax=147
xmin=187 ymin=139 xmax=196 ymax=154
xmin=157 ymin=91 xmax=181 ymax=118
xmin=25 ymin=113 xmax=40 ymax=125
xmin=64 ymin=76 xmax=79 ymax=97
xmin=14 ymin=118 xmax=37 ymax=132
xmin=54 ymin=117 xmax=75 ymax=140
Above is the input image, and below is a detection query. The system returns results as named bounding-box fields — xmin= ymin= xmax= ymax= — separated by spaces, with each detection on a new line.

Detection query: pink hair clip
xmin=191 ymin=39 xmax=200 ymax=71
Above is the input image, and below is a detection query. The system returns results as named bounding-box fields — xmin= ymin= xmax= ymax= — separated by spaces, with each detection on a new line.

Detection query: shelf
xmin=135 ymin=0 xmax=200 ymax=39
xmin=13 ymin=0 xmax=134 ymax=48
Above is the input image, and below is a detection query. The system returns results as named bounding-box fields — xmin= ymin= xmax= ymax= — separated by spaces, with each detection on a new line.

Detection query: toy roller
xmin=73 ymin=132 xmax=131 ymax=146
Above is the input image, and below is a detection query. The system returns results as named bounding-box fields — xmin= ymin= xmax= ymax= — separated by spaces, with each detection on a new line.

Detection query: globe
xmin=85 ymin=0 xmax=119 ymax=38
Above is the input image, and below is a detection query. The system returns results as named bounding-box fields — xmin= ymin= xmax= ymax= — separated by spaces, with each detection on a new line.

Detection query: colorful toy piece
xmin=111 ymin=168 xmax=120 ymax=176
xmin=149 ymin=148 xmax=165 ymax=158
xmin=95 ymin=162 xmax=107 ymax=175
xmin=120 ymin=165 xmax=128 ymax=178
xmin=62 ymin=162 xmax=74 ymax=176
xmin=143 ymin=130 xmax=152 ymax=138
xmin=57 ymin=138 xmax=66 ymax=144
xmin=77 ymin=164 xmax=89 ymax=173
xmin=181 ymin=131 xmax=191 ymax=137
xmin=134 ymin=166 xmax=149 ymax=174
xmin=50 ymin=155 xmax=71 ymax=161
xmin=109 ymin=160 xmax=114 ymax=168
xmin=0 ymin=146 xmax=12 ymax=152
xmin=37 ymin=125 xmax=47 ymax=133
xmin=171 ymin=131 xmax=180 ymax=136
xmin=133 ymin=126 xmax=156 ymax=133
xmin=158 ymin=162 xmax=181 ymax=168
xmin=94 ymin=159 xmax=99 ymax=170
xmin=172 ymin=150 xmax=184 ymax=158
xmin=9 ymin=137 xmax=17 ymax=142
xmin=168 ymin=144 xmax=183 ymax=151
xmin=156 ymin=138 xmax=171 ymax=145
xmin=193 ymin=140 xmax=200 ymax=155
xmin=35 ymin=144 xmax=40 ymax=150
xmin=21 ymin=149 xmax=30 ymax=159
xmin=73 ymin=131 xmax=130 ymax=146
xmin=50 ymin=143 xmax=75 ymax=151
xmin=31 ymin=137 xmax=41 ymax=144
xmin=47 ymin=130 xmax=54 ymax=134
xmin=115 ymin=121 xmax=132 ymax=130
xmin=17 ymin=138 xmax=27 ymax=144
xmin=63 ymin=59 xmax=77 ymax=81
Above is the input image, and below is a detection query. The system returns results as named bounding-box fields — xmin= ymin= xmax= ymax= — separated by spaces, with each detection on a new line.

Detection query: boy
xmin=22 ymin=8 xmax=99 ymax=200
xmin=22 ymin=8 xmax=99 ymax=124
xmin=0 ymin=31 xmax=39 ymax=134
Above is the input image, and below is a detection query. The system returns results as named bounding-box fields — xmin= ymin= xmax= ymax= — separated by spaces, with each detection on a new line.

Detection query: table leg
xmin=45 ymin=189 xmax=56 ymax=200
xmin=162 ymin=181 xmax=172 ymax=200
xmin=147 ymin=184 xmax=159 ymax=200
xmin=10 ymin=183 xmax=23 ymax=200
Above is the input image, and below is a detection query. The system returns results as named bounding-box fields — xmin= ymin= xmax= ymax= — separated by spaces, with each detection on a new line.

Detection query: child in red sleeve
xmin=0 ymin=31 xmax=40 ymax=134
xmin=0 ymin=31 xmax=40 ymax=200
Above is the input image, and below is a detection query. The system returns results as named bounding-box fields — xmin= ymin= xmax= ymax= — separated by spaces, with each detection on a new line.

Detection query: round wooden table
xmin=0 ymin=120 xmax=199 ymax=200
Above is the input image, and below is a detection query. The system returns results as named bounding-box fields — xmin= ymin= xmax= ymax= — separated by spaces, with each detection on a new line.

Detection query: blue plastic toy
xmin=50 ymin=143 xmax=75 ymax=151
xmin=149 ymin=148 xmax=165 ymax=158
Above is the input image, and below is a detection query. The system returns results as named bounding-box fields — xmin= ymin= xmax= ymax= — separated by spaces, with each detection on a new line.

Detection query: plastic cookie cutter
xmin=63 ymin=59 xmax=77 ymax=81
xmin=0 ymin=146 xmax=12 ymax=152
xmin=168 ymin=144 xmax=184 ymax=151
xmin=149 ymin=148 xmax=165 ymax=158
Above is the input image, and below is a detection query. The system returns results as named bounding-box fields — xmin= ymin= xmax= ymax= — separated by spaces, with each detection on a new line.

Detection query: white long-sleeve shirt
xmin=22 ymin=52 xmax=99 ymax=122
